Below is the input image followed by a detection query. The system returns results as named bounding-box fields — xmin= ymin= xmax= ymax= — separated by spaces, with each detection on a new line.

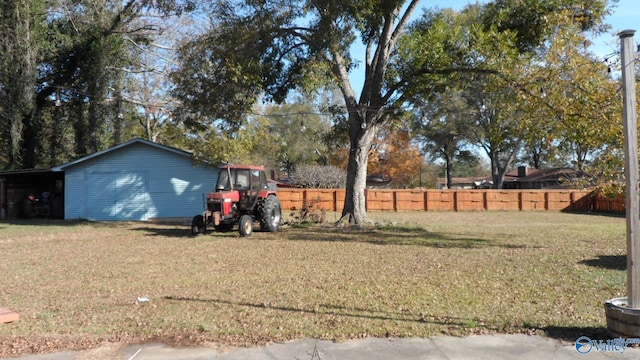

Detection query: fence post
xmin=518 ymin=191 xmax=523 ymax=211
xmin=544 ymin=191 xmax=549 ymax=210
xmin=303 ymin=189 xmax=308 ymax=209
xmin=390 ymin=191 xmax=395 ymax=211
xmin=483 ymin=191 xmax=488 ymax=211
xmin=424 ymin=191 xmax=429 ymax=211
xmin=454 ymin=191 xmax=459 ymax=211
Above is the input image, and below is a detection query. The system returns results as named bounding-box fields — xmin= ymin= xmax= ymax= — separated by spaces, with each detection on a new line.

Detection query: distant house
xmin=435 ymin=177 xmax=492 ymax=189
xmin=367 ymin=173 xmax=392 ymax=189
xmin=502 ymin=166 xmax=583 ymax=189
xmin=52 ymin=138 xmax=218 ymax=221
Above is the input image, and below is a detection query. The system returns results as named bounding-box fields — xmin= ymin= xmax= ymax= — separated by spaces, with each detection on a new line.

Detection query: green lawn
xmin=0 ymin=211 xmax=627 ymax=356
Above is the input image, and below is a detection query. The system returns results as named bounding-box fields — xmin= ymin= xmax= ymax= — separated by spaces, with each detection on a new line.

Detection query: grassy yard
xmin=0 ymin=211 xmax=628 ymax=356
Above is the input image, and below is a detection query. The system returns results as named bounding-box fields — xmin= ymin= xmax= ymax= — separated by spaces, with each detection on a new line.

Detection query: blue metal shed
xmin=52 ymin=138 xmax=217 ymax=221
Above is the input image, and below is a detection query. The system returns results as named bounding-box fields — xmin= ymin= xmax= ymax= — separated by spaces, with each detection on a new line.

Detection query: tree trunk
xmin=339 ymin=120 xmax=378 ymax=225
xmin=74 ymin=101 xmax=88 ymax=156
xmin=490 ymin=147 xmax=519 ymax=189
xmin=489 ymin=152 xmax=505 ymax=189
xmin=445 ymin=154 xmax=453 ymax=189
xmin=20 ymin=109 xmax=41 ymax=168
xmin=1 ymin=0 xmax=38 ymax=169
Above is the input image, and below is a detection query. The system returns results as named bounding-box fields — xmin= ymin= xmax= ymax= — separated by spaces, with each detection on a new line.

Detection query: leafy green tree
xmin=400 ymin=1 xmax=610 ymax=188
xmin=529 ymin=29 xmax=620 ymax=172
xmin=399 ymin=6 xmax=529 ymax=188
xmin=251 ymin=101 xmax=333 ymax=176
xmin=172 ymin=0 xmax=426 ymax=224
xmin=0 ymin=0 xmax=45 ymax=169
xmin=171 ymin=0 xmax=610 ymax=222
xmin=412 ymin=90 xmax=474 ymax=189
xmin=450 ymin=150 xmax=485 ymax=178
xmin=466 ymin=79 xmax=528 ymax=189
xmin=0 ymin=0 xmax=194 ymax=169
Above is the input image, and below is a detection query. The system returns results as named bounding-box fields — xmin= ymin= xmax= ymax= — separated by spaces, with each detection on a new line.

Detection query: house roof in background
xmin=503 ymin=167 xmax=579 ymax=182
xmin=51 ymin=138 xmax=192 ymax=172
xmin=436 ymin=177 xmax=478 ymax=184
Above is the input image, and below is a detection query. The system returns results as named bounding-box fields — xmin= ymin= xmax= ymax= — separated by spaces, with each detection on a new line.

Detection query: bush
xmin=287 ymin=197 xmax=326 ymax=225
xmin=289 ymin=164 xmax=346 ymax=188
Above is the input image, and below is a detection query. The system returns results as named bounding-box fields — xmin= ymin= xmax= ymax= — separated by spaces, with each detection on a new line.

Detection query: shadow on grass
xmin=132 ymin=226 xmax=259 ymax=239
xmin=162 ymin=295 xmax=483 ymax=329
xmin=285 ymin=225 xmax=527 ymax=249
xmin=132 ymin=226 xmax=196 ymax=238
xmin=579 ymin=255 xmax=626 ymax=271
xmin=541 ymin=325 xmax=610 ymax=343
xmin=1 ymin=219 xmax=93 ymax=227
xmin=133 ymin=222 xmax=533 ymax=249
xmin=560 ymin=209 xmax=625 ymax=219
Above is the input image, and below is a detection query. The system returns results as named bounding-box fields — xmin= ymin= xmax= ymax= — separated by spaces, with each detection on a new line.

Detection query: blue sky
xmin=422 ymin=0 xmax=638 ymax=56
xmin=588 ymin=0 xmax=639 ymax=55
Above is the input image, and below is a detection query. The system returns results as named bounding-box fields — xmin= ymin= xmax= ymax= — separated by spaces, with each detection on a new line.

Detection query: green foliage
xmin=480 ymin=0 xmax=609 ymax=52
xmin=0 ymin=0 xmax=192 ymax=169
xmin=250 ymin=101 xmax=333 ymax=173
xmin=518 ymin=25 xmax=621 ymax=181
xmin=0 ymin=0 xmax=45 ymax=168
xmin=411 ymin=89 xmax=476 ymax=185
xmin=187 ymin=128 xmax=255 ymax=166
xmin=400 ymin=1 xmax=614 ymax=189
xmin=451 ymin=150 xmax=485 ymax=178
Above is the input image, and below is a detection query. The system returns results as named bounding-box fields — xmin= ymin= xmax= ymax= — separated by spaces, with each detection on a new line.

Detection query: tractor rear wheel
xmin=259 ymin=196 xmax=282 ymax=233
xmin=239 ymin=215 xmax=253 ymax=237
xmin=191 ymin=215 xmax=205 ymax=236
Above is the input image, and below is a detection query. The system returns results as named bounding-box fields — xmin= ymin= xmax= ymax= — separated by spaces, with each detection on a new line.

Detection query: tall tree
xmin=0 ymin=0 xmax=195 ymax=169
xmin=172 ymin=0 xmax=423 ymax=224
xmin=466 ymin=80 xmax=525 ymax=189
xmin=400 ymin=1 xmax=610 ymax=188
xmin=250 ymin=101 xmax=332 ymax=176
xmin=0 ymin=0 xmax=44 ymax=169
xmin=530 ymin=28 xmax=620 ymax=172
xmin=172 ymin=0 xmax=609 ymax=222
xmin=412 ymin=90 xmax=473 ymax=189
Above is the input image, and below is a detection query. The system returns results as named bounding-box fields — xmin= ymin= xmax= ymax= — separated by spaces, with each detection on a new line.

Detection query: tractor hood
xmin=207 ymin=190 xmax=241 ymax=202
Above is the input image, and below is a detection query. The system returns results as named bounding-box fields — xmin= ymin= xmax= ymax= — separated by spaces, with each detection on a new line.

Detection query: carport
xmin=0 ymin=168 xmax=64 ymax=220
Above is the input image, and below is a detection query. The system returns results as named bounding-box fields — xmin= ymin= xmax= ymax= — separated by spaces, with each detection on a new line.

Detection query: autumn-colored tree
xmin=523 ymin=28 xmax=621 ymax=172
xmin=400 ymin=2 xmax=612 ymax=188
xmin=368 ymin=126 xmax=422 ymax=188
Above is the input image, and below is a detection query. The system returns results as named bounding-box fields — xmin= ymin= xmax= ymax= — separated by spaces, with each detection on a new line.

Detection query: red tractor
xmin=191 ymin=165 xmax=282 ymax=237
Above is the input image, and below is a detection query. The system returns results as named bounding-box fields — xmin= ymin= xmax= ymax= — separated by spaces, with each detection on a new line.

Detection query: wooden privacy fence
xmin=277 ymin=188 xmax=623 ymax=213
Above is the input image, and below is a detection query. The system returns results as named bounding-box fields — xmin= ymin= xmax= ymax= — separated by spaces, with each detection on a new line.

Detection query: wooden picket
xmin=277 ymin=188 xmax=608 ymax=213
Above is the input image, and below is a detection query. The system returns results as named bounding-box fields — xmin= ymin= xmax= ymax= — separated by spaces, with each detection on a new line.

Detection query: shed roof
xmin=51 ymin=138 xmax=192 ymax=172
xmin=0 ymin=168 xmax=54 ymax=176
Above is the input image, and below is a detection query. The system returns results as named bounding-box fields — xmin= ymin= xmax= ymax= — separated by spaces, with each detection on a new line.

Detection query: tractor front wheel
xmin=239 ymin=215 xmax=253 ymax=237
xmin=191 ymin=215 xmax=205 ymax=236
